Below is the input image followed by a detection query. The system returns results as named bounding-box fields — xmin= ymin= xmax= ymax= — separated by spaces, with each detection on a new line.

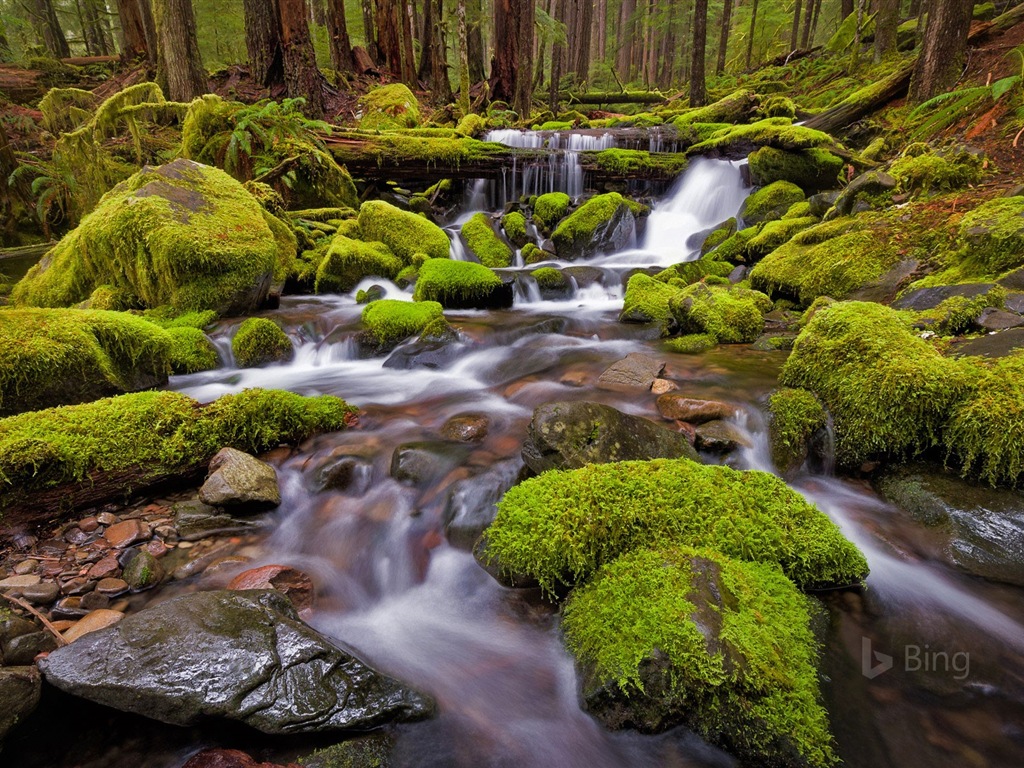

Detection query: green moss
xmin=689 ymin=119 xmax=848 ymax=158
xmin=533 ymin=192 xmax=571 ymax=230
xmin=890 ymin=151 xmax=984 ymax=194
xmin=552 ymin=193 xmax=646 ymax=257
xmin=483 ymin=457 xmax=868 ymax=591
xmin=710 ymin=226 xmax=759 ymax=263
xmin=521 ymin=243 xmax=550 ymax=264
xmin=500 ymin=211 xmax=528 ymax=247
xmin=590 ymin=149 xmax=689 ymax=177
xmin=412 ymin=258 xmax=503 ymax=306
xmin=826 ymin=10 xmax=875 ymax=53
xmin=780 ymin=301 xmax=977 ymax=467
xmin=783 ymin=202 xmax=814 ymax=219
xmin=673 ymin=89 xmax=759 ymax=127
xmin=243 ymin=181 xmax=285 ymax=215
xmin=231 ymin=318 xmax=294 ymax=368
xmin=759 ymin=95 xmax=798 ymax=119
xmin=669 ymin=283 xmax=772 ymax=343
xmin=331 ymin=133 xmax=508 ymax=170
xmin=740 ymin=181 xmax=806 ymax=225
xmin=455 ymin=113 xmax=487 ymax=136
xmin=768 ymin=388 xmax=828 ymax=474
xmin=87 ymin=285 xmax=136 ymax=311
xmin=361 ymin=299 xmax=444 ymax=346
xmin=701 ymin=219 xmax=737 ymax=254
xmin=665 ymin=333 xmax=717 ymax=354
xmin=745 ymin=217 xmax=818 ymax=261
xmin=530 ymin=267 xmax=566 ymax=290
xmin=461 ymin=213 xmax=513 ymax=268
xmin=0 ymin=308 xmax=173 ymax=416
xmin=534 ymin=120 xmax=573 ymax=131
xmin=0 ymin=389 xmax=356 ymax=500
xmin=166 ymin=326 xmax=219 ymax=374
xmin=358 ymin=84 xmax=422 ymax=130
xmin=620 ymin=273 xmax=680 ymax=332
xmin=563 ymin=547 xmax=837 ymax=768
xmin=956 ymin=196 xmax=1024 ymax=275
xmin=748 ymin=147 xmax=844 ymax=192
xmin=315 ymin=236 xmax=402 ymax=293
xmin=357 ymin=201 xmax=450 ymax=262
xmin=144 ymin=308 xmax=217 ymax=330
xmin=911 ymin=290 xmax=1002 ymax=336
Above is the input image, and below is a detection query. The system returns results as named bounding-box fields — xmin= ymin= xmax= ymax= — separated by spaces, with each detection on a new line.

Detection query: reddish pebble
xmin=78 ymin=516 xmax=100 ymax=533
xmin=183 ymin=748 xmax=300 ymax=768
xmin=87 ymin=556 xmax=120 ymax=580
xmin=104 ymin=519 xmax=146 ymax=548
xmin=227 ymin=565 xmax=314 ymax=612
xmin=144 ymin=539 xmax=169 ymax=558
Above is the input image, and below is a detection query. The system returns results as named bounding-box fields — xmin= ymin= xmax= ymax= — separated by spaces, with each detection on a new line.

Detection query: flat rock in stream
xmin=597 ymin=352 xmax=666 ymax=391
xmin=199 ymin=448 xmax=281 ymax=512
xmin=39 ymin=589 xmax=432 ymax=733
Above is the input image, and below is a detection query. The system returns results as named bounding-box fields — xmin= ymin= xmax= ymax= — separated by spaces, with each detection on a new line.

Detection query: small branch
xmin=0 ymin=591 xmax=69 ymax=647
xmin=253 ymin=156 xmax=300 ymax=184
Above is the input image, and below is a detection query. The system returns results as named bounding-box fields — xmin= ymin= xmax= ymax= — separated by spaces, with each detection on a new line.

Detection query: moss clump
xmin=521 ymin=243 xmax=551 ymax=264
xmin=619 ymin=273 xmax=680 ymax=332
xmin=86 ymin=285 xmax=137 ymax=311
xmin=315 ymin=236 xmax=402 ymax=294
xmin=231 ymin=318 xmax=294 ymax=368
xmin=552 ymin=193 xmax=646 ymax=258
xmin=783 ymin=201 xmax=814 ymax=219
xmin=701 ymin=219 xmax=737 ymax=254
xmin=655 ymin=258 xmax=734 ymax=286
xmin=412 ymin=258 xmax=503 ymax=307
xmin=669 ymin=283 xmax=772 ymax=343
xmin=673 ymin=89 xmax=759 ymax=127
xmin=769 ymin=388 xmax=828 ymax=475
xmin=689 ymin=119 xmax=847 ymax=158
xmin=911 ymin=290 xmax=1002 ymax=336
xmin=760 ymin=95 xmax=798 ymax=119
xmin=745 ymin=217 xmax=818 ymax=261
xmin=500 ymin=211 xmax=528 ymax=247
xmin=530 ymin=267 xmax=567 ymax=291
xmin=748 ymin=147 xmax=844 ymax=192
xmin=357 ymin=200 xmax=450 ymax=262
xmin=591 ymin=149 xmax=689 ymax=177
xmin=483 ymin=457 xmax=868 ymax=592
xmin=357 ymin=84 xmax=422 ymax=130
xmin=710 ymin=227 xmax=759 ymax=263
xmin=0 ymin=308 xmax=173 ymax=416
xmin=166 ymin=326 xmax=219 ymax=374
xmin=533 ymin=192 xmax=571 ymax=230
xmin=461 ymin=213 xmax=513 ymax=268
xmin=0 ymin=389 xmax=356 ymax=499
xmin=455 ymin=113 xmax=487 ymax=136
xmin=361 ymin=299 xmax=444 ymax=347
xmin=956 ymin=196 xmax=1024 ymax=275
xmin=780 ymin=301 xmax=977 ymax=467
xmin=740 ymin=181 xmax=806 ymax=225
xmin=564 ymin=547 xmax=837 ymax=768
xmin=12 ymin=160 xmax=282 ymax=316
xmin=890 ymin=150 xmax=984 ymax=195
xmin=665 ymin=333 xmax=717 ymax=354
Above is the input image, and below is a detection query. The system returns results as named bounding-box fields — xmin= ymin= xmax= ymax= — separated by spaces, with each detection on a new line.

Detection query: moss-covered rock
xmin=552 ymin=193 xmax=644 ymax=260
xmin=590 ymin=149 xmax=689 ymax=177
xmin=890 ymin=149 xmax=984 ymax=195
xmin=768 ymin=388 xmax=828 ymax=476
xmin=166 ymin=326 xmax=219 ymax=374
xmin=412 ymin=258 xmax=513 ymax=309
xmin=654 ymin=256 xmax=735 ymax=285
xmin=665 ymin=333 xmax=717 ymax=354
xmin=780 ymin=301 xmax=976 ymax=467
xmin=739 ymin=181 xmax=806 ymax=225
xmin=231 ymin=318 xmax=294 ymax=368
xmin=357 ymin=84 xmax=422 ymax=130
xmin=565 ymin=547 xmax=837 ymax=768
xmin=669 ymin=283 xmax=772 ymax=343
xmin=357 ymin=201 xmax=450 ymax=262
xmin=12 ymin=159 xmax=283 ymax=316
xmin=0 ymin=308 xmax=172 ymax=416
xmin=460 ymin=213 xmax=513 ymax=268
xmin=521 ymin=242 xmax=552 ymax=264
xmin=700 ymin=219 xmax=737 ymax=254
xmin=747 ymin=147 xmax=844 ymax=192
xmin=482 ymin=457 xmax=868 ymax=592
xmin=533 ymin=192 xmax=571 ymax=231
xmin=455 ymin=113 xmax=487 ymax=137
xmin=530 ymin=266 xmax=570 ymax=298
xmin=957 ymin=196 xmax=1024 ymax=275
xmin=361 ymin=299 xmax=445 ymax=349
xmin=744 ymin=216 xmax=818 ymax=261
xmin=500 ymin=211 xmax=528 ymax=247
xmin=619 ymin=273 xmax=680 ymax=332
xmin=315 ymin=236 xmax=402 ymax=294
xmin=688 ymin=119 xmax=847 ymax=159
xmin=673 ymin=89 xmax=759 ymax=127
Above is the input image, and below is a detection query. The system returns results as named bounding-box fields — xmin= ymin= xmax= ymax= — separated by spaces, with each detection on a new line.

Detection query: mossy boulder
xmin=957 ymin=196 xmax=1024 ymax=275
xmin=688 ymin=119 xmax=846 ymax=159
xmin=533 ymin=192 xmax=571 ymax=231
xmin=0 ymin=308 xmax=173 ymax=416
xmin=552 ymin=193 xmax=644 ymax=260
xmin=361 ymin=299 xmax=445 ymax=350
xmin=565 ymin=547 xmax=837 ymax=767
xmin=669 ymin=283 xmax=772 ymax=343
xmin=530 ymin=267 xmax=570 ymax=298
xmin=315 ymin=236 xmax=402 ymax=294
xmin=890 ymin=149 xmax=983 ymax=195
xmin=673 ymin=89 xmax=759 ymax=127
xmin=700 ymin=218 xmax=737 ymax=254
xmin=768 ymin=388 xmax=828 ymax=476
xmin=12 ymin=159 xmax=284 ymax=316
xmin=739 ymin=181 xmax=806 ymax=225
xmin=744 ymin=217 xmax=818 ymax=261
xmin=482 ymin=457 xmax=868 ymax=592
xmin=357 ymin=201 xmax=450 ymax=262
xmin=357 ymin=84 xmax=422 ymax=130
xmin=232 ymin=318 xmax=293 ymax=368
xmin=460 ymin=213 xmax=513 ymax=268
xmin=748 ymin=147 xmax=844 ymax=193
xmin=412 ymin=258 xmax=513 ymax=309
xmin=654 ymin=257 xmax=735 ymax=286
xmin=619 ymin=273 xmax=680 ymax=332
xmin=500 ymin=211 xmax=528 ymax=247
xmin=166 ymin=327 xmax=219 ymax=374
xmin=665 ymin=333 xmax=717 ymax=354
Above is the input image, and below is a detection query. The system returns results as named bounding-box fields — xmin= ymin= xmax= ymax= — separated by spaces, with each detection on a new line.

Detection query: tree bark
xmin=361 ymin=0 xmax=380 ymax=62
xmin=33 ymin=0 xmax=71 ymax=58
xmin=327 ymin=0 xmax=354 ymax=74
xmin=418 ymin=0 xmax=452 ymax=100
xmin=244 ymin=0 xmax=283 ymax=87
xmin=689 ymin=0 xmax=708 ymax=106
xmin=617 ymin=0 xmax=635 ymax=81
xmin=456 ymin=0 xmax=470 ymax=112
xmin=376 ymin=0 xmax=403 ymax=77
xmin=596 ymin=0 xmax=606 ymax=60
xmin=152 ymin=0 xmax=206 ymax=101
xmin=911 ymin=0 xmax=973 ymax=102
xmin=115 ymin=0 xmax=149 ymax=61
xmin=745 ymin=0 xmax=759 ymax=68
xmin=790 ymin=0 xmax=803 ymax=52
xmin=490 ymin=0 xmax=534 ymax=116
xmin=400 ymin=0 xmax=416 ymax=83
xmin=801 ymin=0 xmax=817 ymax=49
xmin=842 ymin=0 xmax=854 ymax=19
xmin=717 ymin=0 xmax=732 ymax=73
xmin=278 ymin=0 xmax=327 ymax=116
xmin=549 ymin=0 xmax=566 ymax=109
xmin=874 ymin=0 xmax=899 ymax=61
xmin=568 ymin=0 xmax=593 ymax=83
xmin=467 ymin=0 xmax=484 ymax=82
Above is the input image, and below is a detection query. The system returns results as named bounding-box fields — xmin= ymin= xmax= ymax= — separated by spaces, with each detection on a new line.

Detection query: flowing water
xmin=11 ymin=140 xmax=1024 ymax=768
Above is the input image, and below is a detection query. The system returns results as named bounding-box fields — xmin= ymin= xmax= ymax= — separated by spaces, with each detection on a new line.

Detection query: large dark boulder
xmin=0 ymin=666 xmax=41 ymax=741
xmin=39 ymin=590 xmax=432 ymax=734
xmin=521 ymin=401 xmax=698 ymax=474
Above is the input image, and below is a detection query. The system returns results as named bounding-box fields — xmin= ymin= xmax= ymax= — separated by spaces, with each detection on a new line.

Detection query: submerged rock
xmin=0 ymin=666 xmax=41 ymax=740
xmin=199 ymin=448 xmax=281 ymax=512
xmin=391 ymin=441 xmax=471 ymax=486
xmin=39 ymin=590 xmax=432 ymax=733
xmin=597 ymin=352 xmax=665 ymax=391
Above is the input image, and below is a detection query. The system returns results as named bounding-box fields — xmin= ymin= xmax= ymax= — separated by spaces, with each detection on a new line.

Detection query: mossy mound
xmin=688 ymin=119 xmax=846 ymax=158
xmin=412 ymin=259 xmax=512 ymax=309
xmin=780 ymin=301 xmax=976 ymax=467
xmin=768 ymin=388 xmax=828 ymax=475
xmin=166 ymin=327 xmax=219 ymax=374
xmin=956 ymin=196 xmax=1024 ymax=275
xmin=565 ymin=547 xmax=836 ymax=767
xmin=744 ymin=217 xmax=819 ymax=261
xmin=669 ymin=283 xmax=773 ymax=343
xmin=673 ymin=89 xmax=759 ymax=127
xmin=357 ymin=201 xmax=450 ymax=262
xmin=521 ymin=242 xmax=551 ymax=264
xmin=591 ymin=149 xmax=689 ymax=177
xmin=455 ymin=113 xmax=487 ymax=136
xmin=361 ymin=299 xmax=445 ymax=348
xmin=460 ymin=213 xmax=513 ymax=268
xmin=701 ymin=219 xmax=737 ymax=254
xmin=533 ymin=192 xmax=571 ymax=231
xmin=665 ymin=333 xmax=717 ymax=354
xmin=655 ymin=257 xmax=735 ymax=286
xmin=0 ymin=308 xmax=172 ymax=416
xmin=748 ymin=147 xmax=844 ymax=193
xmin=483 ymin=457 xmax=868 ymax=592
xmin=315 ymin=236 xmax=402 ymax=294
xmin=500 ymin=211 xmax=528 ymax=247
xmin=890 ymin=149 xmax=984 ymax=195
xmin=232 ymin=318 xmax=293 ymax=368
xmin=0 ymin=389 xmax=355 ymax=502
xmin=12 ymin=159 xmax=283 ymax=316
xmin=552 ymin=193 xmax=645 ymax=260
xmin=740 ymin=181 xmax=806 ymax=225
xmin=357 ymin=84 xmax=422 ymax=130
xmin=619 ymin=273 xmax=680 ymax=332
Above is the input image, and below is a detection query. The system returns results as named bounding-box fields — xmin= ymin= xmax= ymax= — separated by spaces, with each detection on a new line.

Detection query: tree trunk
xmin=327 ymin=0 xmax=354 ymax=74
xmin=568 ymin=0 xmax=593 ymax=83
xmin=689 ymin=0 xmax=708 ymax=105
xmin=790 ymin=0 xmax=802 ymax=51
xmin=809 ymin=0 xmax=822 ymax=44
xmin=514 ymin=0 xmax=534 ymax=116
xmin=278 ymin=0 xmax=327 ymax=116
xmin=115 ymin=0 xmax=148 ymax=61
xmin=400 ymin=0 xmax=416 ymax=83
xmin=138 ymin=0 xmax=158 ymax=66
xmin=842 ymin=0 xmax=853 ymax=19
xmin=376 ymin=0 xmax=403 ymax=77
xmin=33 ymin=0 xmax=71 ymax=58
xmin=456 ymin=0 xmax=470 ymax=112
xmin=801 ymin=0 xmax=817 ymax=48
xmin=617 ymin=0 xmax=635 ymax=81
xmin=717 ymin=0 xmax=732 ymax=73
xmin=244 ymin=0 xmax=283 ymax=86
xmin=361 ymin=0 xmax=380 ymax=62
xmin=311 ymin=0 xmax=327 ymax=25
xmin=490 ymin=0 xmax=533 ymax=116
xmin=153 ymin=0 xmax=206 ymax=101
xmin=467 ymin=0 xmax=484 ymax=82
xmin=596 ymin=0 xmax=606 ymax=60
xmin=910 ymin=0 xmax=973 ymax=102
xmin=549 ymin=0 xmax=565 ymax=109
xmin=657 ymin=0 xmax=678 ymax=89
xmin=874 ymin=0 xmax=899 ymax=61
xmin=418 ymin=0 xmax=452 ymax=100
xmin=745 ymin=0 xmax=759 ymax=68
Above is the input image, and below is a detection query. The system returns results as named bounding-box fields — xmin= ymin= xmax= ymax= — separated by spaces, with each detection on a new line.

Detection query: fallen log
xmin=561 ymin=91 xmax=669 ymax=105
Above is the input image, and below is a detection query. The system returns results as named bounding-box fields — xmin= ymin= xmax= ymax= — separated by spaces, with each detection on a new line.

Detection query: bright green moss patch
xmin=673 ymin=89 xmax=759 ymax=127
xmin=890 ymin=150 xmax=984 ymax=195
xmin=551 ymin=193 xmax=645 ymax=258
xmin=231 ymin=318 xmax=294 ymax=368
xmin=461 ymin=213 xmax=513 ymax=268
xmin=0 ymin=389 xmax=356 ymax=500
xmin=564 ymin=547 xmax=837 ymax=768
xmin=740 ymin=181 xmax=806 ymax=225
xmin=689 ymin=119 xmax=846 ymax=158
xmin=670 ymin=283 xmax=772 ymax=343
xmin=655 ymin=257 xmax=735 ymax=286
xmin=521 ymin=242 xmax=550 ymax=264
xmin=357 ymin=201 xmax=450 ymax=261
xmin=748 ymin=147 xmax=844 ymax=192
xmin=745 ymin=216 xmax=818 ymax=261
xmin=361 ymin=299 xmax=444 ymax=346
xmin=701 ymin=219 xmax=737 ymax=254
xmin=956 ymin=196 xmax=1024 ymax=275
xmin=412 ymin=258 xmax=503 ymax=306
xmin=500 ymin=211 xmax=528 ymax=247
xmin=530 ymin=267 xmax=566 ymax=290
xmin=484 ymin=457 xmax=868 ymax=592
xmin=533 ymin=192 xmax=570 ymax=230
xmin=166 ymin=327 xmax=219 ymax=374
xmin=619 ymin=273 xmax=680 ymax=332
xmin=455 ymin=113 xmax=487 ymax=136
xmin=357 ymin=84 xmax=422 ymax=130
xmin=315 ymin=236 xmax=402 ymax=294
xmin=665 ymin=333 xmax=717 ymax=354
xmin=590 ymin=149 xmax=689 ymax=177
xmin=768 ymin=388 xmax=828 ymax=474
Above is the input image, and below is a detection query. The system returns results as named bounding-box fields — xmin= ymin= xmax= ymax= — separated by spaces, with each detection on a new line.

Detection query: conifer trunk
xmin=327 ymin=0 xmax=354 ymax=74
xmin=115 ymin=0 xmax=150 ymax=62
xmin=911 ymin=0 xmax=973 ymax=102
xmin=33 ymin=0 xmax=71 ymax=58
xmin=153 ymin=0 xmax=206 ymax=101
xmin=244 ymin=0 xmax=283 ymax=86
xmin=689 ymin=0 xmax=708 ymax=106
xmin=874 ymin=0 xmax=899 ymax=61
xmin=717 ymin=0 xmax=732 ymax=73
xmin=467 ymin=0 xmax=484 ymax=82
xmin=278 ymin=0 xmax=327 ymax=117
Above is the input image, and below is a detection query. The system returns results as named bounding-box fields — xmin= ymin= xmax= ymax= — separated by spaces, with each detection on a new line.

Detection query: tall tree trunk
xmin=310 ymin=0 xmax=327 ymax=25
xmin=138 ymin=0 xmax=158 ymax=66
xmin=456 ymin=0 xmax=470 ymax=112
xmin=801 ymin=0 xmax=817 ymax=48
xmin=596 ymin=0 xmax=606 ymax=60
xmin=717 ymin=0 xmax=732 ymax=73
xmin=33 ymin=0 xmax=71 ymax=57
xmin=549 ymin=0 xmax=565 ymax=109
xmin=361 ymin=0 xmax=380 ymax=62
xmin=657 ymin=0 xmax=678 ymax=89
xmin=809 ymin=0 xmax=822 ymax=44
xmin=419 ymin=0 xmax=452 ymax=99
xmin=490 ymin=0 xmax=533 ymax=116
xmin=745 ymin=0 xmax=759 ymax=68
xmin=842 ymin=0 xmax=853 ymax=19
xmin=327 ymin=0 xmax=354 ymax=74
xmin=467 ymin=0 xmax=484 ymax=81
xmin=244 ymin=0 xmax=283 ymax=86
xmin=617 ymin=0 xmax=635 ymax=80
xmin=400 ymin=0 xmax=416 ymax=83
xmin=910 ymin=0 xmax=921 ymax=18
xmin=77 ymin=0 xmax=96 ymax=56
xmin=689 ymin=0 xmax=708 ymax=105
xmin=515 ymin=0 xmax=534 ymax=116
xmin=874 ymin=0 xmax=899 ymax=61
xmin=376 ymin=0 xmax=403 ymax=77
xmin=153 ymin=0 xmax=206 ymax=101
xmin=910 ymin=0 xmax=973 ymax=102
xmin=853 ymin=0 xmax=865 ymax=65
xmin=568 ymin=0 xmax=593 ymax=83
xmin=278 ymin=0 xmax=327 ymax=116
xmin=790 ymin=0 xmax=803 ymax=51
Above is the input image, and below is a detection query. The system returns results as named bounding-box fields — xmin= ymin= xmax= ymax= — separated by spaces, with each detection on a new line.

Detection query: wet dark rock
xmin=655 ymin=395 xmax=736 ymax=424
xmin=561 ymin=266 xmax=605 ymax=289
xmin=807 ymin=189 xmax=841 ymax=217
xmin=0 ymin=614 xmax=37 ymax=650
xmin=829 ymin=171 xmax=895 ymax=218
xmin=892 ymin=283 xmax=996 ymax=312
xmin=39 ymin=589 xmax=433 ymax=733
xmin=440 ymin=413 xmax=489 ymax=443
xmin=597 ymin=352 xmax=665 ymax=391
xmin=694 ymin=420 xmax=752 ymax=453
xmin=18 ymin=581 xmax=59 ymax=605
xmin=555 ymin=201 xmax=636 ymax=260
xmin=173 ymin=500 xmax=265 ymax=541
xmin=443 ymin=459 xmax=523 ymax=549
xmin=522 ymin=401 xmax=698 ymax=474
xmin=3 ymin=631 xmax=57 ymax=665
xmin=382 ymin=338 xmax=465 ymax=370
xmin=847 ymin=259 xmax=919 ymax=304
xmin=315 ymin=455 xmax=374 ymax=493
xmin=199 ymin=448 xmax=281 ymax=512
xmin=357 ymin=284 xmax=387 ymax=304
xmin=52 ymin=596 xmax=90 ymax=620
xmin=80 ymin=590 xmax=111 ymax=611
xmin=391 ymin=441 xmax=472 ymax=486
xmin=975 ymin=307 xmax=1024 ymax=331
xmin=227 ymin=565 xmax=315 ymax=613
xmin=998 ymin=266 xmax=1024 ymax=291
xmin=1003 ymin=291 xmax=1024 ymax=315
xmin=122 ymin=550 xmax=164 ymax=592
xmin=103 ymin=519 xmax=148 ymax=548
xmin=0 ymin=666 xmax=41 ymax=740
xmin=948 ymin=327 xmax=1024 ymax=358
xmin=182 ymin=748 xmax=299 ymax=768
